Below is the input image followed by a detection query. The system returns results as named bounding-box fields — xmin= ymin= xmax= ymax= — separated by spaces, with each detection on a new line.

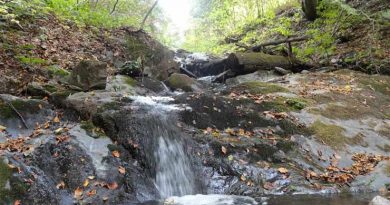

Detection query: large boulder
xmin=68 ymin=60 xmax=107 ymax=91
xmin=369 ymin=196 xmax=390 ymax=205
xmin=166 ymin=74 xmax=202 ymax=92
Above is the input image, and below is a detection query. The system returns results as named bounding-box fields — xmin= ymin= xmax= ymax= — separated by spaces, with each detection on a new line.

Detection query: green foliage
xmin=294 ymin=0 xmax=365 ymax=62
xmin=184 ymin=0 xmax=301 ymax=54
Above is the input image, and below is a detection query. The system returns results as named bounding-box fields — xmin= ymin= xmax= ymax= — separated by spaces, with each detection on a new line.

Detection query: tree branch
xmin=138 ymin=0 xmax=159 ymax=31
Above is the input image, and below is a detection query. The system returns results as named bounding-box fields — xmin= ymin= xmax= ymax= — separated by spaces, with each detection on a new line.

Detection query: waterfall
xmin=130 ymin=96 xmax=196 ymax=198
xmin=155 ymin=136 xmax=195 ymax=198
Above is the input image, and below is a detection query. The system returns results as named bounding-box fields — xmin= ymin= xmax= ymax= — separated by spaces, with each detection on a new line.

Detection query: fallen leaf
xmin=118 ymin=166 xmax=126 ymax=174
xmin=14 ymin=200 xmax=21 ymax=205
xmin=87 ymin=189 xmax=97 ymax=197
xmin=278 ymin=167 xmax=289 ymax=174
xmin=88 ymin=176 xmax=95 ymax=180
xmin=74 ymin=187 xmax=83 ymax=199
xmin=53 ymin=116 xmax=60 ymax=123
xmin=102 ymin=196 xmax=109 ymax=201
xmin=83 ymin=179 xmax=89 ymax=187
xmin=112 ymin=150 xmax=120 ymax=158
xmin=240 ymin=175 xmax=247 ymax=181
xmin=54 ymin=128 xmax=63 ymax=134
xmin=263 ymin=182 xmax=274 ymax=190
xmin=107 ymin=182 xmax=118 ymax=190
xmin=56 ymin=181 xmax=65 ymax=189
xmin=221 ymin=146 xmax=227 ymax=154
xmin=228 ymin=155 xmax=234 ymax=161
xmin=0 ymin=125 xmax=7 ymax=131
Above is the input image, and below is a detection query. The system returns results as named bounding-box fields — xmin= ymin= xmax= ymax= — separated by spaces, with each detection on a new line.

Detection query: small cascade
xmin=130 ymin=96 xmax=196 ymax=198
xmin=155 ymin=136 xmax=195 ymax=198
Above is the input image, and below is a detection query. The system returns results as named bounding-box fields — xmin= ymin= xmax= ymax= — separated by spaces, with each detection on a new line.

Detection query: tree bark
xmin=225 ymin=52 xmax=294 ymax=75
xmin=302 ymin=0 xmax=318 ymax=21
xmin=252 ymin=36 xmax=309 ymax=51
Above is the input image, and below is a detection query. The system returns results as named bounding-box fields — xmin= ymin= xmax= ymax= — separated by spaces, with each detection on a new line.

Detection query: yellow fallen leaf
xmin=88 ymin=176 xmax=95 ymax=180
xmin=112 ymin=150 xmax=120 ymax=158
xmin=228 ymin=155 xmax=234 ymax=161
xmin=54 ymin=128 xmax=63 ymax=134
xmin=344 ymin=85 xmax=352 ymax=92
xmin=240 ymin=175 xmax=247 ymax=181
xmin=277 ymin=167 xmax=289 ymax=174
xmin=221 ymin=146 xmax=227 ymax=154
xmin=0 ymin=125 xmax=7 ymax=131
xmin=53 ymin=116 xmax=60 ymax=123
xmin=74 ymin=187 xmax=83 ymax=199
xmin=83 ymin=179 xmax=89 ymax=187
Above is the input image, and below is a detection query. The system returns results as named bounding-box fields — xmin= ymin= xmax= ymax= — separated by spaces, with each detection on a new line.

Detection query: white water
xmin=130 ymin=95 xmax=196 ymax=198
xmin=165 ymin=194 xmax=258 ymax=205
xmin=155 ymin=137 xmax=195 ymax=198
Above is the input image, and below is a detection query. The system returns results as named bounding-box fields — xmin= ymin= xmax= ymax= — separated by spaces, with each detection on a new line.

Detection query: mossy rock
xmin=232 ymin=81 xmax=289 ymax=95
xmin=46 ymin=65 xmax=70 ymax=78
xmin=167 ymin=73 xmax=201 ymax=92
xmin=359 ymin=77 xmax=390 ymax=96
xmin=309 ymin=121 xmax=347 ymax=149
xmin=0 ymin=98 xmax=42 ymax=119
xmin=316 ymin=103 xmax=369 ymax=120
xmin=80 ymin=121 xmax=106 ymax=138
xmin=0 ymin=159 xmax=28 ymax=203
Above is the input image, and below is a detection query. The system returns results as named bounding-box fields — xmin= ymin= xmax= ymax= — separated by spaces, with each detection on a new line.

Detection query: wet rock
xmin=68 ymin=60 xmax=107 ymax=91
xmin=106 ymin=75 xmax=138 ymax=94
xmin=166 ymin=73 xmax=202 ymax=92
xmin=65 ymin=91 xmax=125 ymax=118
xmin=0 ymin=94 xmax=53 ymax=137
xmin=369 ymin=196 xmax=390 ymax=205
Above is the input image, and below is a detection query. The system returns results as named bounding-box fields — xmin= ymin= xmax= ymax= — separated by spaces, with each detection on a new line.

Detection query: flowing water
xmin=155 ymin=136 xmax=195 ymax=198
xmin=130 ymin=95 xmax=196 ymax=198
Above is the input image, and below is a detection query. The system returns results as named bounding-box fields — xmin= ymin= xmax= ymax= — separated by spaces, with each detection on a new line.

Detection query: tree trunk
xmin=225 ymin=52 xmax=294 ymax=75
xmin=138 ymin=0 xmax=159 ymax=31
xmin=302 ymin=0 xmax=318 ymax=21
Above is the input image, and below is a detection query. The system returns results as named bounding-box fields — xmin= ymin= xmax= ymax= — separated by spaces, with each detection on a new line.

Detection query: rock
xmin=274 ymin=67 xmax=291 ymax=75
xmin=166 ymin=73 xmax=202 ymax=92
xmin=26 ymin=82 xmax=51 ymax=97
xmin=68 ymin=60 xmax=107 ymax=91
xmin=65 ymin=91 xmax=124 ymax=118
xmin=369 ymin=196 xmax=390 ymax=205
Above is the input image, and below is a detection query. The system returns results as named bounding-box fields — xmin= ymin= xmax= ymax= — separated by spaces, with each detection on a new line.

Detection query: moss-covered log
xmin=225 ymin=52 xmax=294 ymax=75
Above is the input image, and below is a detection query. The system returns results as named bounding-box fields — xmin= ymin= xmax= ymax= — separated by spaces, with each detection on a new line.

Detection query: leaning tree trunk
xmin=225 ymin=52 xmax=294 ymax=75
xmin=302 ymin=0 xmax=318 ymax=21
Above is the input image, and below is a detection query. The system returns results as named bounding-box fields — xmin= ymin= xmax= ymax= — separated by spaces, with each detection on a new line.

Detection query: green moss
xmin=359 ymin=77 xmax=390 ymax=96
xmin=285 ymin=98 xmax=312 ymax=110
xmin=80 ymin=121 xmax=106 ymax=138
xmin=167 ymin=74 xmax=196 ymax=92
xmin=309 ymin=121 xmax=347 ymax=149
xmin=46 ymin=65 xmax=70 ymax=77
xmin=348 ymin=133 xmax=368 ymax=147
xmin=97 ymin=102 xmax=122 ymax=113
xmin=124 ymin=76 xmax=137 ymax=86
xmin=233 ymin=81 xmax=289 ymax=95
xmin=43 ymin=84 xmax=57 ymax=93
xmin=0 ymin=159 xmax=28 ymax=202
xmin=16 ymin=55 xmax=47 ymax=65
xmin=385 ymin=163 xmax=390 ymax=177
xmin=259 ymin=97 xmax=311 ymax=112
xmin=320 ymin=103 xmax=369 ymax=120
xmin=0 ymin=99 xmax=41 ymax=119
